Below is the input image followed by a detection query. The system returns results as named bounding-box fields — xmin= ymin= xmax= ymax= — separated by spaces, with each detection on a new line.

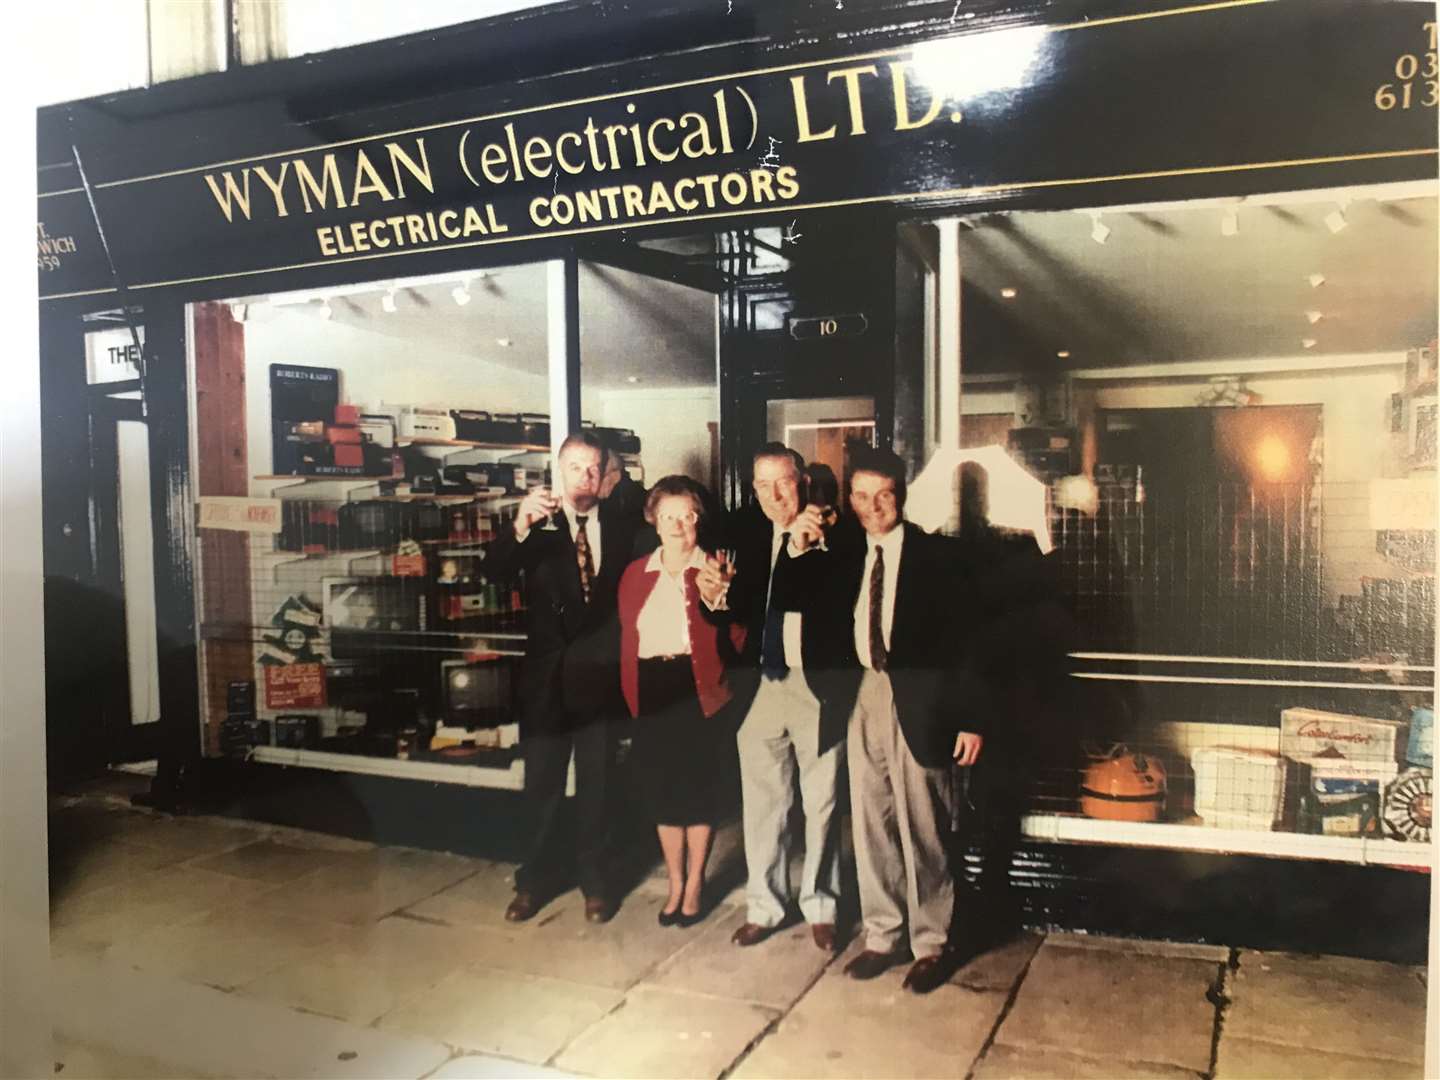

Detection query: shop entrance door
xmin=84 ymin=324 xmax=163 ymax=765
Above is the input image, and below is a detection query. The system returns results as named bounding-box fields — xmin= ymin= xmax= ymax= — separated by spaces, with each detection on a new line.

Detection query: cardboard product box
xmin=1279 ymin=708 xmax=1408 ymax=764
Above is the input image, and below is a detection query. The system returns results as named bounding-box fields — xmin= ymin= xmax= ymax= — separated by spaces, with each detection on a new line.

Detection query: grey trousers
xmin=848 ymin=669 xmax=957 ymax=959
xmin=736 ymin=672 xmax=844 ymax=927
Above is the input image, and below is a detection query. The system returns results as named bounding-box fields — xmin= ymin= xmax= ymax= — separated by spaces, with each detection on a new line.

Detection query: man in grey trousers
xmin=722 ymin=444 xmax=847 ymax=953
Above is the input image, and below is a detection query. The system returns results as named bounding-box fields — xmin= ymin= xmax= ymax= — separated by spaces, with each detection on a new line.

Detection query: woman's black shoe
xmin=658 ymin=907 xmax=682 ymax=927
xmin=676 ymin=909 xmax=706 ymax=928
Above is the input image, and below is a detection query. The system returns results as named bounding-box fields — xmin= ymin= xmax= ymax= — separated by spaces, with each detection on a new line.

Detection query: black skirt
xmin=633 ymin=656 xmax=725 ymax=826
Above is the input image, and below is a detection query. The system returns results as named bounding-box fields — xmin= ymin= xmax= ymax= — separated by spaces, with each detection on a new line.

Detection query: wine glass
xmin=535 ymin=485 xmax=561 ymax=531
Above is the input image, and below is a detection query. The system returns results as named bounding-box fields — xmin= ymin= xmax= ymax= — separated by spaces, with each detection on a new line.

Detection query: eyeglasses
xmin=657 ymin=510 xmax=698 ymax=527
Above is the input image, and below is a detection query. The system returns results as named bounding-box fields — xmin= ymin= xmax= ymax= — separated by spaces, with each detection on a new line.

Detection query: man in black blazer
xmin=827 ymin=447 xmax=986 ymax=994
xmin=487 ymin=430 xmax=638 ymax=924
xmin=721 ymin=445 xmax=853 ymax=953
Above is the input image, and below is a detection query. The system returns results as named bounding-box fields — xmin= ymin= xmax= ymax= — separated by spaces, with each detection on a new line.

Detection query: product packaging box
xmin=1279 ymin=708 xmax=1408 ymax=764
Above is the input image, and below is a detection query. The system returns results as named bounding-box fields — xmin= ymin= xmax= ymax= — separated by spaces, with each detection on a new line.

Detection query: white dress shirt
xmin=770 ymin=524 xmax=807 ymax=673
xmin=513 ymin=502 xmax=601 ymax=573
xmin=637 ymin=546 xmax=707 ymax=658
xmin=853 ymin=524 xmax=904 ymax=670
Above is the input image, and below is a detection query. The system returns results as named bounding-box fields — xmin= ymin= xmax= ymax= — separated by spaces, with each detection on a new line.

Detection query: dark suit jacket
xmin=721 ymin=504 xmax=854 ymax=754
xmin=486 ymin=503 xmax=638 ymax=735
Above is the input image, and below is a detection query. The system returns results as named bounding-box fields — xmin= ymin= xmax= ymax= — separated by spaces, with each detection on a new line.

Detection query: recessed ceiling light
xmin=1308 ymin=273 xmax=1326 ymax=288
xmin=495 ymin=338 xmax=512 ymax=348
xmin=1000 ymin=287 xmax=1018 ymax=299
xmin=1056 ymin=350 xmax=1071 ymax=359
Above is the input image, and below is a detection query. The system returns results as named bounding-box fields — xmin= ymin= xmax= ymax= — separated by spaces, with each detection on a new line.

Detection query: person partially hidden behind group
xmin=616 ymin=476 xmax=739 ymax=927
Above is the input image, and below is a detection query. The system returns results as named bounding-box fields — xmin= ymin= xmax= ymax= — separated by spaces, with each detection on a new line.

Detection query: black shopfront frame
xmin=35 ymin=0 xmax=1438 ymax=959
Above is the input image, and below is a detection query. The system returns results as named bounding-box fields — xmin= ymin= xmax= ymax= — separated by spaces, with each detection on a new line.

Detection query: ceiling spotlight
xmin=1220 ymin=209 xmax=1239 ymax=237
xmin=1056 ymin=350 xmax=1071 ymax=359
xmin=495 ymin=337 xmax=512 ymax=348
xmin=381 ymin=288 xmax=397 ymax=314
xmin=317 ymin=299 xmax=333 ymax=320
xmin=1324 ymin=204 xmax=1348 ymax=234
xmin=1302 ymin=337 xmax=1317 ymax=350
xmin=1305 ymin=310 xmax=1323 ymax=325
xmin=1089 ymin=212 xmax=1110 ymax=245
xmin=1308 ymin=273 xmax=1326 ymax=288
xmin=228 ymin=302 xmax=248 ymax=323
xmin=451 ymin=283 xmax=471 ymax=306
xmin=1000 ymin=287 xmax=1018 ymax=299
xmin=626 ymin=375 xmax=641 ymax=384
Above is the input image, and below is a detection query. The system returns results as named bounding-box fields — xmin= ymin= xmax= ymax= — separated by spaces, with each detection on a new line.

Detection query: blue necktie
xmin=761 ymin=533 xmax=789 ymax=680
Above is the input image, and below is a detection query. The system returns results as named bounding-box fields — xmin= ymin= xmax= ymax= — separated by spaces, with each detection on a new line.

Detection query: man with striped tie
xmin=831 ymin=446 xmax=986 ymax=995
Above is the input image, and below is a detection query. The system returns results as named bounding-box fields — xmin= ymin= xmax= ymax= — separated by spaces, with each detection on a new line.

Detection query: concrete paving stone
xmin=238 ymin=914 xmax=492 ymax=1025
xmin=403 ymin=859 xmax=540 ymax=930
xmin=973 ymin=1044 xmax=1204 ymax=1080
xmin=52 ymin=953 xmax=451 ymax=1080
xmin=50 ymin=839 xmax=192 ymax=899
xmin=995 ymin=942 xmax=1218 ymax=1074
xmin=1225 ymin=951 xmax=1428 ymax=1064
xmin=262 ymin=823 xmax=376 ymax=853
xmin=250 ymin=846 xmax=481 ymax=925
xmin=105 ymin=904 xmax=352 ymax=990
xmin=447 ymin=891 xmax=710 ymax=991
xmin=1045 ymin=930 xmax=1230 ymax=963
xmin=1215 ymin=1036 xmax=1425 ymax=1080
xmin=48 ymin=804 xmax=157 ymax=849
xmin=427 ymin=1055 xmax=574 ymax=1079
xmin=53 ymin=1037 xmax=230 ymax=1080
xmin=378 ymin=966 xmax=623 ymax=1064
xmin=642 ymin=904 xmax=836 ymax=1010
xmin=114 ymin=815 xmax=268 ymax=858
xmin=954 ymin=931 xmax=1044 ymax=992
xmin=554 ymin=985 xmax=778 ymax=1079
xmin=731 ymin=937 xmax=1006 ymax=1080
xmin=188 ymin=838 xmax=360 ymax=884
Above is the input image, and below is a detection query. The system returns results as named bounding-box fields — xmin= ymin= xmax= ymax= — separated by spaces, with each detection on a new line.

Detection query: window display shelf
xmin=249 ymin=745 xmax=527 ymax=789
xmin=1020 ymin=813 xmax=1432 ymax=870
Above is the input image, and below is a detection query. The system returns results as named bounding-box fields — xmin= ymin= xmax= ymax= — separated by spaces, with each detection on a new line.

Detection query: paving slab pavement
xmin=730 ymin=936 xmax=1008 ymax=1079
xmin=1213 ymin=1035 xmax=1426 ymax=1080
xmin=554 ymin=985 xmax=778 ymax=1079
xmin=1224 ymin=950 xmax=1429 ymax=1067
xmin=972 ymin=1044 xmax=1204 ymax=1079
xmin=993 ymin=940 xmax=1221 ymax=1075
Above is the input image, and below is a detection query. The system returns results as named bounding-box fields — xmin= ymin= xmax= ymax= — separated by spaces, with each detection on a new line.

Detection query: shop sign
xmin=263 ymin=662 xmax=327 ymax=710
xmin=84 ymin=326 xmax=145 ymax=385
xmin=37 ymin=3 xmax=1438 ymax=301
xmin=789 ymin=313 xmax=868 ymax=341
xmin=197 ymin=496 xmax=283 ymax=533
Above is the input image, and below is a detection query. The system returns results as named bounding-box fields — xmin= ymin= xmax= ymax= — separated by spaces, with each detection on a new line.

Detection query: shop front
xmin=36 ymin=0 xmax=1437 ymax=958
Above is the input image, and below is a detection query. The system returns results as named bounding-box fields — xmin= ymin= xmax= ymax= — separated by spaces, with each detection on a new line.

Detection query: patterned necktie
xmin=574 ymin=514 xmax=594 ymax=604
xmin=760 ymin=532 xmax=789 ymax=679
xmin=869 ymin=545 xmax=889 ymax=673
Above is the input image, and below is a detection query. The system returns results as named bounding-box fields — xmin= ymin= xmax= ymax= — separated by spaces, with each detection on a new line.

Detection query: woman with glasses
xmin=616 ymin=475 xmax=739 ymax=927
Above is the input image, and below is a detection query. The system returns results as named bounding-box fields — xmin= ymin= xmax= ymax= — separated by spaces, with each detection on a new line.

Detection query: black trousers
xmin=515 ymin=713 xmax=618 ymax=898
xmin=950 ymin=747 xmax=1027 ymax=945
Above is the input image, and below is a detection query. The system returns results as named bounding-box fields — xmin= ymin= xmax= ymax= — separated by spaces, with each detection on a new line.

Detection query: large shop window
xmin=921 ymin=181 xmax=1436 ymax=863
xmin=189 ymin=246 xmax=721 ymax=783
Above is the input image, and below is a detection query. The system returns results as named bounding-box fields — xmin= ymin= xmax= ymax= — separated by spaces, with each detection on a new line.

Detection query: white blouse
xmin=637 ymin=546 xmax=707 ymax=658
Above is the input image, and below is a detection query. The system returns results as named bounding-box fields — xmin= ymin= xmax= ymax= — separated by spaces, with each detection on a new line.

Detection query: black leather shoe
xmin=584 ymin=895 xmax=616 ymax=924
xmin=658 ymin=907 xmax=681 ymax=927
xmin=902 ymin=952 xmax=957 ymax=994
xmin=505 ymin=891 xmax=543 ymax=922
xmin=844 ymin=949 xmax=904 ymax=980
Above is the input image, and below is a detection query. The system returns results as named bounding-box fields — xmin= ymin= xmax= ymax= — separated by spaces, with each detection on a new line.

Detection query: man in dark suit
xmin=827 ymin=446 xmax=986 ymax=994
xmin=721 ymin=444 xmax=852 ymax=953
xmin=487 ymin=430 xmax=638 ymax=924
